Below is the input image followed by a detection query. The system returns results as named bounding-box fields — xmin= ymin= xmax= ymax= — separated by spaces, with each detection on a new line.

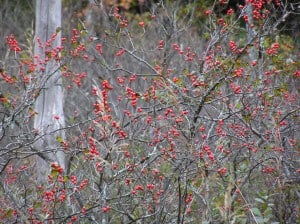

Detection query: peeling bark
xmin=34 ymin=0 xmax=65 ymax=183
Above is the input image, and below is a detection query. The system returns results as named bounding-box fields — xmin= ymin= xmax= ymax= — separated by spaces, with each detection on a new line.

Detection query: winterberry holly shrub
xmin=0 ymin=1 xmax=299 ymax=223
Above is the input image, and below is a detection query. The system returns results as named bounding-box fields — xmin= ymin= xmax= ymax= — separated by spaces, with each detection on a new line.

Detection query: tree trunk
xmin=34 ymin=0 xmax=65 ymax=183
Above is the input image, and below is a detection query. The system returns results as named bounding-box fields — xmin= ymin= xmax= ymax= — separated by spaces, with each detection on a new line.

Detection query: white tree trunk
xmin=34 ymin=0 xmax=65 ymax=183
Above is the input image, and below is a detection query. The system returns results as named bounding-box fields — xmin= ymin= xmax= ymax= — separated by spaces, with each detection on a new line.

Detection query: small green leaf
xmin=64 ymin=175 xmax=69 ymax=182
xmin=6 ymin=208 xmax=13 ymax=218
xmin=204 ymin=32 xmax=210 ymax=40
xmin=34 ymin=201 xmax=42 ymax=209
xmin=254 ymin=198 xmax=265 ymax=204
xmin=56 ymin=27 xmax=62 ymax=33
xmin=77 ymin=22 xmax=83 ymax=31
xmin=51 ymin=170 xmax=59 ymax=178
xmin=256 ymin=217 xmax=270 ymax=223
xmin=252 ymin=207 xmax=262 ymax=217
xmin=56 ymin=136 xmax=64 ymax=143
xmin=69 ymin=117 xmax=76 ymax=123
